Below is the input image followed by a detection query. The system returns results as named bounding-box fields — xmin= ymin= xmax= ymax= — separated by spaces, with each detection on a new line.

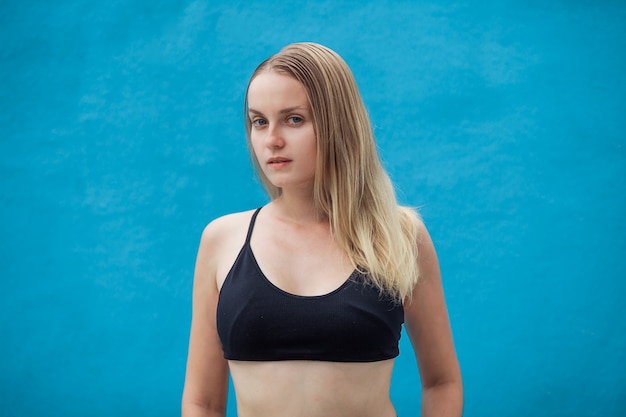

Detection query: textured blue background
xmin=1 ymin=1 xmax=625 ymax=416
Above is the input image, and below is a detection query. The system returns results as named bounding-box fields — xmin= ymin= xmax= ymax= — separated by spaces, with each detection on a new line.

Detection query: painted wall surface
xmin=1 ymin=1 xmax=625 ymax=416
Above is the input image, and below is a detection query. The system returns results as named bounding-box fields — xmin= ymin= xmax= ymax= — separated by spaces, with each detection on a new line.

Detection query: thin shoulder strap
xmin=245 ymin=207 xmax=263 ymax=244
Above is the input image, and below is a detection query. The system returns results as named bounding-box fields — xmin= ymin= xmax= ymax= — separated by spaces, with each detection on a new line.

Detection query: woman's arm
xmin=182 ymin=223 xmax=230 ymax=417
xmin=404 ymin=221 xmax=463 ymax=417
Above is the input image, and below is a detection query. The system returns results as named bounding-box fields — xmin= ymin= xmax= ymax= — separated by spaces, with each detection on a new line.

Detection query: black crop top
xmin=216 ymin=208 xmax=404 ymax=362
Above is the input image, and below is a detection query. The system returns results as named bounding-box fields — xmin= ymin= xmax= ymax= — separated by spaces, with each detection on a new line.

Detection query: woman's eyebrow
xmin=248 ymin=106 xmax=308 ymax=115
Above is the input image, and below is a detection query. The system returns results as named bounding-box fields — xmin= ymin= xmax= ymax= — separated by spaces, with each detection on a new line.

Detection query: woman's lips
xmin=267 ymin=157 xmax=292 ymax=168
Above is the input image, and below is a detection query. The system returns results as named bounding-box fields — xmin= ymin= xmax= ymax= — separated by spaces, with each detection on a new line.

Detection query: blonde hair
xmin=244 ymin=43 xmax=420 ymax=302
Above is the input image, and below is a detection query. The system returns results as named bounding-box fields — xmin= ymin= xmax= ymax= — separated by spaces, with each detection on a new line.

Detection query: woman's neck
xmin=270 ymin=190 xmax=326 ymax=226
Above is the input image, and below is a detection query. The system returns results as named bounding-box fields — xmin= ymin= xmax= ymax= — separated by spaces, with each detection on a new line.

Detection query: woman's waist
xmin=229 ymin=359 xmax=396 ymax=417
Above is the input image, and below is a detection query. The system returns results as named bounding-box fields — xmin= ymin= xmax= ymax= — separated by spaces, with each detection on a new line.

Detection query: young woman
xmin=182 ymin=42 xmax=463 ymax=417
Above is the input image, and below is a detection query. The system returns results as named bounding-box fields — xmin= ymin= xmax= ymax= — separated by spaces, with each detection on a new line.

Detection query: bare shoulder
xmin=414 ymin=217 xmax=440 ymax=278
xmin=397 ymin=206 xmax=439 ymax=284
xmin=201 ymin=209 xmax=257 ymax=245
xmin=414 ymin=217 xmax=432 ymax=249
xmin=398 ymin=206 xmax=432 ymax=249
xmin=198 ymin=208 xmax=259 ymax=288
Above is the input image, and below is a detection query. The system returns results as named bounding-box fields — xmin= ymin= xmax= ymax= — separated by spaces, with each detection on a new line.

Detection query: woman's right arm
xmin=182 ymin=222 xmax=230 ymax=417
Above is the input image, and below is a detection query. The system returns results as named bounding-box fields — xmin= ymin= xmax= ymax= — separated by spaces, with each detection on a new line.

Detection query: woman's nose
xmin=265 ymin=125 xmax=284 ymax=149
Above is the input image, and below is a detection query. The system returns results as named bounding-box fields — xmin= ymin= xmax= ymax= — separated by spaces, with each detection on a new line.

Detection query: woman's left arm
xmin=404 ymin=221 xmax=463 ymax=417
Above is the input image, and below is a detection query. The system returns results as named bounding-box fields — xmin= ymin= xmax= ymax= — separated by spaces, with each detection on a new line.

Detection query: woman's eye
xmin=287 ymin=116 xmax=303 ymax=124
xmin=252 ymin=119 xmax=267 ymax=127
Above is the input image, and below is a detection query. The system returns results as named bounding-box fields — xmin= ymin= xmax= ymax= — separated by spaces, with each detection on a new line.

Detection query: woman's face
xmin=247 ymin=71 xmax=317 ymax=193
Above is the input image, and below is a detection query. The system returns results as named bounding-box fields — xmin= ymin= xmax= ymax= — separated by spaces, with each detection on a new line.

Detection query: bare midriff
xmin=228 ymin=359 xmax=398 ymax=417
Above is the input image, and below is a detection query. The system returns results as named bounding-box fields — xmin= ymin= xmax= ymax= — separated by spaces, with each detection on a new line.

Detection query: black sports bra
xmin=216 ymin=208 xmax=404 ymax=362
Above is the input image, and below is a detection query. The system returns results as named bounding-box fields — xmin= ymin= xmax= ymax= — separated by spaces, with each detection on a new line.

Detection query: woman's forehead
xmin=247 ymin=72 xmax=309 ymax=110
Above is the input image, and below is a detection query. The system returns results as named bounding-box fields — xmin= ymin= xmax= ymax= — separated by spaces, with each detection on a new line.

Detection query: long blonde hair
xmin=244 ymin=43 xmax=420 ymax=302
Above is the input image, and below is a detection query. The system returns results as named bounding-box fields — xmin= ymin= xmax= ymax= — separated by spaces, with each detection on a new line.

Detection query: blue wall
xmin=1 ymin=1 xmax=624 ymax=416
